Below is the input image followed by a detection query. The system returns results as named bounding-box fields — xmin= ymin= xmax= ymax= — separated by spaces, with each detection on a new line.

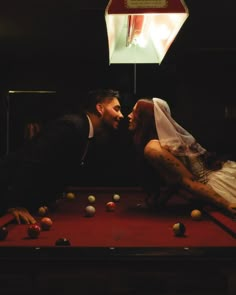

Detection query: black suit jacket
xmin=0 ymin=112 xmax=91 ymax=213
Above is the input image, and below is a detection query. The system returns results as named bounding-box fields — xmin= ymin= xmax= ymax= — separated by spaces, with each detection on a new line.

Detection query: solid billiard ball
xmin=106 ymin=201 xmax=116 ymax=212
xmin=173 ymin=222 xmax=186 ymax=236
xmin=191 ymin=209 xmax=202 ymax=221
xmin=38 ymin=206 xmax=48 ymax=216
xmin=85 ymin=205 xmax=96 ymax=217
xmin=113 ymin=194 xmax=120 ymax=202
xmin=66 ymin=192 xmax=75 ymax=200
xmin=55 ymin=238 xmax=71 ymax=246
xmin=27 ymin=224 xmax=41 ymax=239
xmin=40 ymin=217 xmax=53 ymax=230
xmin=88 ymin=195 xmax=96 ymax=204
xmin=0 ymin=226 xmax=8 ymax=241
xmin=44 ymin=206 xmax=49 ymax=213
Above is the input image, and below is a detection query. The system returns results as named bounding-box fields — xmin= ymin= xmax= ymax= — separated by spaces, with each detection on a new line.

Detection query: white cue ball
xmin=113 ymin=194 xmax=120 ymax=202
xmin=88 ymin=195 xmax=96 ymax=203
xmin=85 ymin=205 xmax=96 ymax=217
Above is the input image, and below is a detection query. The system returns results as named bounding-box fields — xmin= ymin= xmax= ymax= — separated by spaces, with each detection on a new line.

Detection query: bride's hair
xmin=132 ymin=98 xmax=157 ymax=151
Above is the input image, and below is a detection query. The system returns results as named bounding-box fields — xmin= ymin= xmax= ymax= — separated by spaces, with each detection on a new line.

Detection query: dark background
xmin=0 ymin=0 xmax=236 ymax=186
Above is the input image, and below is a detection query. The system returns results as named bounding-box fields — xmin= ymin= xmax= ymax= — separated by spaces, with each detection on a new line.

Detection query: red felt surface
xmin=1 ymin=188 xmax=236 ymax=247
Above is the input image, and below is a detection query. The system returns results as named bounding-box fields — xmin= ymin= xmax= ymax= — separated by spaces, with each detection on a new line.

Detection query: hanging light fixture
xmin=105 ymin=0 xmax=189 ymax=64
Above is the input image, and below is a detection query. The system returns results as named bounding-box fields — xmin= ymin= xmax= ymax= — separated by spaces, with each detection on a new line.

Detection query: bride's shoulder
xmin=144 ymin=139 xmax=161 ymax=156
xmin=146 ymin=139 xmax=160 ymax=148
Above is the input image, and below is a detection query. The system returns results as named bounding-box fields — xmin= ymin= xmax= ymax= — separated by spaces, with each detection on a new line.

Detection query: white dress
xmin=179 ymin=156 xmax=236 ymax=204
xmin=152 ymin=98 xmax=236 ymax=204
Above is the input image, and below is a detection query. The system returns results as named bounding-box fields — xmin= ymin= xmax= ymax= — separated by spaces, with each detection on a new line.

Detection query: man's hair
xmin=84 ymin=89 xmax=120 ymax=113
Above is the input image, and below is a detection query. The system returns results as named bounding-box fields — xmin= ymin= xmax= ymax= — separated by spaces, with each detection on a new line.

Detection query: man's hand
xmin=7 ymin=207 xmax=36 ymax=224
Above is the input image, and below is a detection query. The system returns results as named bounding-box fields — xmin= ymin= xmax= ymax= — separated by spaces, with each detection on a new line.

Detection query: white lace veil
xmin=153 ymin=97 xmax=206 ymax=157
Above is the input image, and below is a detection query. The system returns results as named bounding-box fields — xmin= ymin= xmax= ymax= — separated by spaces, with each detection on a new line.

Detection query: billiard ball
xmin=173 ymin=222 xmax=186 ymax=236
xmin=88 ymin=195 xmax=96 ymax=204
xmin=27 ymin=224 xmax=41 ymax=239
xmin=66 ymin=192 xmax=75 ymax=200
xmin=106 ymin=201 xmax=116 ymax=212
xmin=55 ymin=238 xmax=71 ymax=246
xmin=0 ymin=226 xmax=8 ymax=241
xmin=191 ymin=209 xmax=202 ymax=221
xmin=44 ymin=206 xmax=49 ymax=213
xmin=113 ymin=194 xmax=120 ymax=202
xmin=85 ymin=205 xmax=96 ymax=217
xmin=38 ymin=206 xmax=48 ymax=216
xmin=40 ymin=217 xmax=53 ymax=230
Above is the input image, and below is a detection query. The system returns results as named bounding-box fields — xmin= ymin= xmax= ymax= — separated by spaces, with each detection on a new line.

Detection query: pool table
xmin=0 ymin=187 xmax=236 ymax=295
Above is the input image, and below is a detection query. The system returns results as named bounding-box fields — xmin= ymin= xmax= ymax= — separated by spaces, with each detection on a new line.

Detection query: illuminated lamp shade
xmin=105 ymin=0 xmax=189 ymax=64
